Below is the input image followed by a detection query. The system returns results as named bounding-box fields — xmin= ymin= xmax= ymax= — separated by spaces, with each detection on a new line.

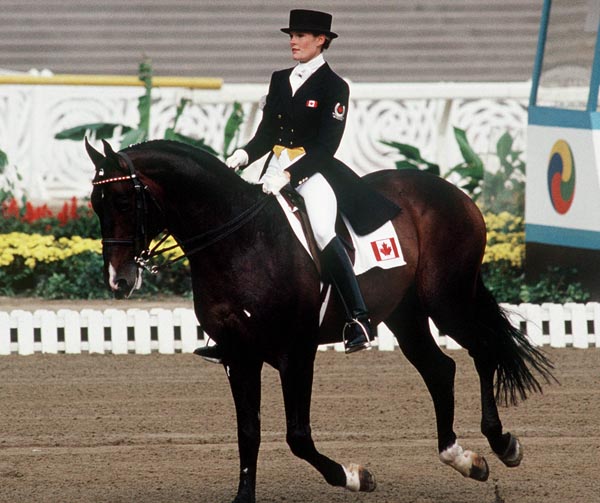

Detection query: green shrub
xmin=480 ymin=213 xmax=589 ymax=303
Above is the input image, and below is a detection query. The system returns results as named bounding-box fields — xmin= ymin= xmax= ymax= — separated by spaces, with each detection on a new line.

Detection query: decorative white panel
xmin=0 ymin=82 xmax=581 ymax=204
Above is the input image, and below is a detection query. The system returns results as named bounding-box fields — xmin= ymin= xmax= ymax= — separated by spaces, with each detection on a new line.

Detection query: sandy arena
xmin=0 ymin=342 xmax=598 ymax=503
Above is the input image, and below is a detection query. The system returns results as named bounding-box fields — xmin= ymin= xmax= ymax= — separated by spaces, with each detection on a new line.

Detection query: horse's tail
xmin=474 ymin=276 xmax=556 ymax=406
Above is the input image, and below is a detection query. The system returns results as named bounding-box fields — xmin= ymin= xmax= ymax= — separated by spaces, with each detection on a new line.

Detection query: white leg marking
xmin=343 ymin=463 xmax=361 ymax=492
xmin=134 ymin=267 xmax=143 ymax=291
xmin=108 ymin=263 xmax=118 ymax=291
xmin=439 ymin=442 xmax=476 ymax=477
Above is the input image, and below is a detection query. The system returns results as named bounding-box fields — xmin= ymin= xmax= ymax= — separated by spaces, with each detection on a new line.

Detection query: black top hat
xmin=281 ymin=9 xmax=338 ymax=39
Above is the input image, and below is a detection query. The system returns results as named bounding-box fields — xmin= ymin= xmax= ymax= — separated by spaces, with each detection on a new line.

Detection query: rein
xmin=137 ymin=194 xmax=272 ymax=273
xmin=94 ymin=151 xmax=273 ymax=273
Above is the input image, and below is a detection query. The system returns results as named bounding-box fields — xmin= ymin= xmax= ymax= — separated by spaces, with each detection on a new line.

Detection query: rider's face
xmin=289 ymin=31 xmax=325 ymax=63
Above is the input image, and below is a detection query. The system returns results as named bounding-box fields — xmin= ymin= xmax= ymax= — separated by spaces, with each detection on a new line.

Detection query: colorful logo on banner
xmin=547 ymin=139 xmax=576 ymax=214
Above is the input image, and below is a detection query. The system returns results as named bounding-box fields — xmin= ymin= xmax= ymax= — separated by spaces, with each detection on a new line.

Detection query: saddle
xmin=280 ymin=186 xmax=355 ymax=275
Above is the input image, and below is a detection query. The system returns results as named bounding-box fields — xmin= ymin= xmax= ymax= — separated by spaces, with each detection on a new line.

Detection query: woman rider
xmin=196 ymin=9 xmax=399 ymax=362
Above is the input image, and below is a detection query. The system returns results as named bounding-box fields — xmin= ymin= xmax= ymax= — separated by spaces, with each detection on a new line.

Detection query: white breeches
xmin=296 ymin=173 xmax=337 ymax=249
xmin=263 ymin=153 xmax=337 ymax=250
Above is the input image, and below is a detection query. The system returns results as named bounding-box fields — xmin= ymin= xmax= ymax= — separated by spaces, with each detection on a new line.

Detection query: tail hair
xmin=476 ymin=281 xmax=557 ymax=406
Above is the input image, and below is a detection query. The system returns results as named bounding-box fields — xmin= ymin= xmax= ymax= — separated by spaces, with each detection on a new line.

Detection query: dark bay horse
xmin=86 ymin=139 xmax=553 ymax=503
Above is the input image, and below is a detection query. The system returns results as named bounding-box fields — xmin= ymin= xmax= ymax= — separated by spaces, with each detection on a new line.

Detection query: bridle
xmin=92 ymin=151 xmax=150 ymax=262
xmin=92 ymin=151 xmax=272 ymax=274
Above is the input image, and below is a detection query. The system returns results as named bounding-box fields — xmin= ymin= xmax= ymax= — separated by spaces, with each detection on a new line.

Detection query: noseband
xmin=93 ymin=150 xmax=273 ymax=274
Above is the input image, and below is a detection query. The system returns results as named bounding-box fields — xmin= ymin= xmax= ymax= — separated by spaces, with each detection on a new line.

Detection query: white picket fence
xmin=1 ymin=303 xmax=599 ymax=356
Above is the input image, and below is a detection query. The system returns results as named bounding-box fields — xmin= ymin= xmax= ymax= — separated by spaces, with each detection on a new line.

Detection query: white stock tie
xmin=290 ymin=66 xmax=308 ymax=95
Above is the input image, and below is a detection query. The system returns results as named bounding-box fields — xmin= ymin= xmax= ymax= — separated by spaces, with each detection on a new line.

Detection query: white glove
xmin=261 ymin=169 xmax=290 ymax=195
xmin=225 ymin=149 xmax=249 ymax=169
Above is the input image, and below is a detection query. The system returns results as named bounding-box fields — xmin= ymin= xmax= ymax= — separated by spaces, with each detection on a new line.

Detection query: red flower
xmin=57 ymin=201 xmax=69 ymax=226
xmin=2 ymin=198 xmax=20 ymax=219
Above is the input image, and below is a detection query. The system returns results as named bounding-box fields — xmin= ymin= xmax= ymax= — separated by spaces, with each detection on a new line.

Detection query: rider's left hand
xmin=262 ymin=169 xmax=290 ymax=195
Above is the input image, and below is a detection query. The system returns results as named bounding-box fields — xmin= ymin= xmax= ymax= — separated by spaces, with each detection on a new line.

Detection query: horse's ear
xmin=85 ymin=137 xmax=105 ymax=168
xmin=101 ymin=139 xmax=118 ymax=160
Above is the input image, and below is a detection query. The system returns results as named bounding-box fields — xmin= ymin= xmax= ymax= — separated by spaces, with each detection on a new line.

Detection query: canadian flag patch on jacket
xmin=370 ymin=238 xmax=400 ymax=261
xmin=306 ymin=100 xmax=318 ymax=108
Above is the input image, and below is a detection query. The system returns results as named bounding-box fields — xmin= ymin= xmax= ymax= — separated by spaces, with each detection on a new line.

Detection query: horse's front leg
xmin=225 ymin=357 xmax=264 ymax=503
xmin=278 ymin=348 xmax=376 ymax=493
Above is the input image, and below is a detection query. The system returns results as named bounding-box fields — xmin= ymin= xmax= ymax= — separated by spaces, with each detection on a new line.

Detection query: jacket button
xmin=280 ymin=126 xmax=284 ymax=130
xmin=278 ymin=138 xmax=282 ymax=142
xmin=290 ymin=128 xmax=294 ymax=132
xmin=277 ymin=114 xmax=282 ymax=119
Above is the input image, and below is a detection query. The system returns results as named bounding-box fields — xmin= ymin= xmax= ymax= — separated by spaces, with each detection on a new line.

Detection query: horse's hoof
xmin=343 ymin=463 xmax=377 ymax=492
xmin=469 ymin=454 xmax=489 ymax=482
xmin=358 ymin=466 xmax=377 ymax=492
xmin=440 ymin=442 xmax=489 ymax=482
xmin=498 ymin=433 xmax=523 ymax=467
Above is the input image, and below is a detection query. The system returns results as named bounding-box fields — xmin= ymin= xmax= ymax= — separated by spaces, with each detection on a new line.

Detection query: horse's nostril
xmin=113 ymin=278 xmax=130 ymax=299
xmin=116 ymin=278 xmax=128 ymax=289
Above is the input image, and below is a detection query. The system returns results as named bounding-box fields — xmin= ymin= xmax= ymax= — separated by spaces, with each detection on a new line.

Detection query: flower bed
xmin=0 ymin=197 xmax=190 ymax=299
xmin=0 ymin=197 xmax=588 ymax=303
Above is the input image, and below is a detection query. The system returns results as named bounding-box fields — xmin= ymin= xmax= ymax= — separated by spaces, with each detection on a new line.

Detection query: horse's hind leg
xmin=385 ymin=296 xmax=490 ymax=482
xmin=278 ymin=346 xmax=376 ymax=493
xmin=470 ymin=351 xmax=523 ymax=466
xmin=433 ymin=279 xmax=535 ymax=470
xmin=436 ymin=335 xmax=523 ymax=469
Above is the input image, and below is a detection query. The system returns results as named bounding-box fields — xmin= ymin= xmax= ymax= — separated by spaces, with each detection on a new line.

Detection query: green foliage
xmin=0 ymin=148 xmax=23 ymax=204
xmin=54 ymin=59 xmax=243 ymax=159
xmin=381 ymin=128 xmax=524 ymax=208
xmin=0 ymin=148 xmax=8 ymax=170
xmin=54 ymin=123 xmax=133 ymax=141
xmin=164 ymin=98 xmax=219 ymax=156
xmin=0 ymin=248 xmax=192 ymax=299
xmin=480 ymin=131 xmax=525 ymax=214
xmin=32 ymin=252 xmax=111 ymax=299
xmin=223 ymin=101 xmax=245 ymax=158
xmin=445 ymin=127 xmax=485 ymax=199
xmin=482 ymin=263 xmax=590 ymax=304
xmin=379 ymin=140 xmax=440 ymax=174
xmin=55 ymin=59 xmax=152 ymax=148
xmin=520 ymin=267 xmax=590 ymax=303
xmin=381 ymin=127 xmax=486 ymax=198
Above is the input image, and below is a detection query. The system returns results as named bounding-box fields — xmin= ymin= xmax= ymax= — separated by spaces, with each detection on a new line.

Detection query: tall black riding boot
xmin=321 ymin=237 xmax=372 ymax=353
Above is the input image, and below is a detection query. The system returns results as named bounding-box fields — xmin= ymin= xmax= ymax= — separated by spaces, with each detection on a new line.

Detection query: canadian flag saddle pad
xmin=275 ymin=193 xmax=406 ymax=275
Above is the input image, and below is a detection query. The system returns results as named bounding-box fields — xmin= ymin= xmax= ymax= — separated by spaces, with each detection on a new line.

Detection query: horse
xmin=86 ymin=138 xmax=554 ymax=503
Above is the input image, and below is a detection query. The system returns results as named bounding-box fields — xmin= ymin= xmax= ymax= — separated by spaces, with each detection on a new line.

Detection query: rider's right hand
xmin=225 ymin=149 xmax=249 ymax=170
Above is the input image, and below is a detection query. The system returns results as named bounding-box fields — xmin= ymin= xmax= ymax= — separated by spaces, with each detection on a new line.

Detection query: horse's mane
xmin=123 ymin=139 xmax=251 ymax=190
xmin=126 ymin=139 xmax=228 ymax=171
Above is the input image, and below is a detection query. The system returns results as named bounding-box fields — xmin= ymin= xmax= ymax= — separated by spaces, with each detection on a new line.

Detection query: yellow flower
xmin=482 ymin=212 xmax=524 ymax=267
xmin=0 ymin=233 xmax=102 ymax=268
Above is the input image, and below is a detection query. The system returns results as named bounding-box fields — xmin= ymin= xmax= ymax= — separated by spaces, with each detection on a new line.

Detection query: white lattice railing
xmin=0 ymin=79 xmax=544 ymax=204
xmin=1 ymin=303 xmax=598 ymax=355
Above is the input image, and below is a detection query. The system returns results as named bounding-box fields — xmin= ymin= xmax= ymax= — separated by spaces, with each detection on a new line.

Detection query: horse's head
xmin=86 ymin=139 xmax=163 ymax=299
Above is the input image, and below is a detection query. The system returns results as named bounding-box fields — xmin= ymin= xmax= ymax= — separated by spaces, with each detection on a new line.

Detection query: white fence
xmin=1 ymin=303 xmax=599 ymax=355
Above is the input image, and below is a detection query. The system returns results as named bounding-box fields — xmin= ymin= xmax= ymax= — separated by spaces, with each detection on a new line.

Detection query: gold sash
xmin=273 ymin=145 xmax=305 ymax=161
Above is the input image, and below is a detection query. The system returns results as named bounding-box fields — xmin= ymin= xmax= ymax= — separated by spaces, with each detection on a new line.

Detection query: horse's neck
xmin=156 ymin=168 xmax=260 ymax=243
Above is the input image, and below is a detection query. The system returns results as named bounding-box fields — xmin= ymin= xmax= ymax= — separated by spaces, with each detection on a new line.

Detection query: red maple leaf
xmin=379 ymin=242 xmax=393 ymax=256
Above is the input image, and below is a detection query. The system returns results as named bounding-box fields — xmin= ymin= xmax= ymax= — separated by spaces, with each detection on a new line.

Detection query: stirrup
xmin=343 ymin=318 xmax=372 ymax=354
